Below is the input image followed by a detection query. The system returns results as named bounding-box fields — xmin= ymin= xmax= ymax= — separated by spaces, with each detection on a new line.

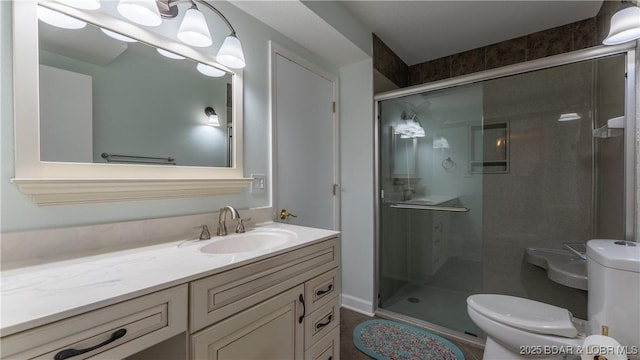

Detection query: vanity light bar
xmin=37 ymin=5 xmax=227 ymax=77
xmin=117 ymin=0 xmax=246 ymax=69
xmin=56 ymin=0 xmax=101 ymax=10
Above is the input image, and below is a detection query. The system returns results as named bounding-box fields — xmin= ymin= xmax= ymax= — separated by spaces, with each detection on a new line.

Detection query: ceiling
xmin=341 ymin=1 xmax=604 ymax=66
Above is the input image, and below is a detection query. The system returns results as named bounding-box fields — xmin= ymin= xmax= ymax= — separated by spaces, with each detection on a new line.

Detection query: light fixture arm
xmin=163 ymin=0 xmax=237 ymax=36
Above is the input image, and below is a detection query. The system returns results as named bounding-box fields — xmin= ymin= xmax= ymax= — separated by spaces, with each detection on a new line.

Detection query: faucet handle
xmin=199 ymin=225 xmax=211 ymax=240
xmin=235 ymin=218 xmax=251 ymax=233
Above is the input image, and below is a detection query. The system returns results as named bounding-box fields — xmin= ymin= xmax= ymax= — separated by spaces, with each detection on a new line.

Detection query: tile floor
xmin=383 ymin=284 xmax=482 ymax=337
xmin=381 ymin=257 xmax=483 ymax=336
xmin=340 ymin=307 xmax=485 ymax=360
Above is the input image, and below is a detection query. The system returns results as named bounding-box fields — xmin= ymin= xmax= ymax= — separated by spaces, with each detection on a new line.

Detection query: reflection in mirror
xmin=38 ymin=15 xmax=233 ymax=167
xmin=390 ymin=110 xmax=425 ymax=179
xmin=392 ymin=132 xmax=418 ymax=178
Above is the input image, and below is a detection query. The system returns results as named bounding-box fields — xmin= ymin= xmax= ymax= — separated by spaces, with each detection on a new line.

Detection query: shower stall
xmin=374 ymin=45 xmax=636 ymax=341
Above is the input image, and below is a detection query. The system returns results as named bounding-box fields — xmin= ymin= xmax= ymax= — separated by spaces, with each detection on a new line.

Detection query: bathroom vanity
xmin=0 ymin=223 xmax=341 ymax=360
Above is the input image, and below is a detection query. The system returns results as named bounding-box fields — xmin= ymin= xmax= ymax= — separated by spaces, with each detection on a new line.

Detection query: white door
xmin=271 ymin=43 xmax=339 ymax=230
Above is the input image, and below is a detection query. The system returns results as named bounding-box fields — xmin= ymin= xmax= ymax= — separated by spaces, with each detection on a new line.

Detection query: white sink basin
xmin=200 ymin=229 xmax=296 ymax=254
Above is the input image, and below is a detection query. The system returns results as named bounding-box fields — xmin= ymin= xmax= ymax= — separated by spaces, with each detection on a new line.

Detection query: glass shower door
xmin=378 ymin=84 xmax=485 ymax=337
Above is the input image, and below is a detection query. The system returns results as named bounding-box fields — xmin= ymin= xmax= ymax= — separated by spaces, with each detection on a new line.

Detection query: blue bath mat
xmin=353 ymin=319 xmax=465 ymax=360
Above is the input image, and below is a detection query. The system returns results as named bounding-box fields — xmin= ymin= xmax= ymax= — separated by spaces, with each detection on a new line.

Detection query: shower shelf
xmin=593 ymin=116 xmax=625 ymax=138
xmin=525 ymin=248 xmax=587 ymax=290
xmin=593 ymin=126 xmax=623 ymax=138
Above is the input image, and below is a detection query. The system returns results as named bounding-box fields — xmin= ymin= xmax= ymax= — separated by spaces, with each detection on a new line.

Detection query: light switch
xmin=251 ymin=174 xmax=266 ymax=194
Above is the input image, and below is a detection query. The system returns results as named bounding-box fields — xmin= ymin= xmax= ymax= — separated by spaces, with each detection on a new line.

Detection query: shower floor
xmin=381 ymin=257 xmax=483 ymax=337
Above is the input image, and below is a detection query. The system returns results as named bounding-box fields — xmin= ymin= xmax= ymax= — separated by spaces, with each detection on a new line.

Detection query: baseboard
xmin=340 ymin=294 xmax=375 ymax=316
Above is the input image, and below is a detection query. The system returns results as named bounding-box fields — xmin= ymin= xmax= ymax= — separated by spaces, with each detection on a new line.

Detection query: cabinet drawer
xmin=1 ymin=285 xmax=188 ymax=360
xmin=305 ymin=269 xmax=340 ymax=315
xmin=191 ymin=237 xmax=340 ymax=332
xmin=304 ymin=297 xmax=339 ymax=349
xmin=305 ymin=327 xmax=339 ymax=360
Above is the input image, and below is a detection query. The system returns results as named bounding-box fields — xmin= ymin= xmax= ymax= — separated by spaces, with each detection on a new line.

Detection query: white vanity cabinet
xmin=190 ymin=237 xmax=341 ymax=360
xmin=0 ymin=231 xmax=341 ymax=360
xmin=0 ymin=285 xmax=188 ymax=360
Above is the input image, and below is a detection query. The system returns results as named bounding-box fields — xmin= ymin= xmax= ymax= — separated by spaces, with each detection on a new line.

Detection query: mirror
xmin=39 ymin=12 xmax=233 ymax=167
xmin=391 ymin=132 xmax=418 ymax=178
xmin=11 ymin=1 xmax=250 ymax=205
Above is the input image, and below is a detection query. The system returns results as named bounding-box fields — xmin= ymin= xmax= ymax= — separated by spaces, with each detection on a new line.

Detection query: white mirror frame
xmin=11 ymin=0 xmax=251 ymax=206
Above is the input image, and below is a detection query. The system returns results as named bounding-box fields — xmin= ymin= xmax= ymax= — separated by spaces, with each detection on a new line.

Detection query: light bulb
xmin=216 ymin=34 xmax=246 ymax=69
xmin=101 ymin=28 xmax=137 ymax=42
xmin=157 ymin=48 xmax=185 ymax=60
xmin=197 ymin=63 xmax=225 ymax=77
xmin=208 ymin=113 xmax=220 ymax=126
xmin=603 ymin=6 xmax=640 ymax=45
xmin=117 ymin=0 xmax=162 ymax=27
xmin=205 ymin=107 xmax=220 ymax=126
xmin=177 ymin=6 xmax=212 ymax=47
xmin=38 ymin=6 xmax=86 ymax=29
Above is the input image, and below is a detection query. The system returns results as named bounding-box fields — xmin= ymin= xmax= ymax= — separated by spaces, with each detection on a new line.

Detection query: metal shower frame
xmin=373 ymin=43 xmax=637 ymax=345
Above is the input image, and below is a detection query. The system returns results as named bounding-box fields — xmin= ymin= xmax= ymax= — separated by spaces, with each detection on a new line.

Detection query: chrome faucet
xmin=216 ymin=206 xmax=241 ymax=236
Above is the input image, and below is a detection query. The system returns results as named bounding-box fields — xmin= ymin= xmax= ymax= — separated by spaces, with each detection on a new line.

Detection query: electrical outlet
xmin=250 ymin=174 xmax=266 ymax=194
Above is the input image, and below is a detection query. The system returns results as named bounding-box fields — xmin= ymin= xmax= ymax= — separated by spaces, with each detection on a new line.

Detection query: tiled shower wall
xmin=480 ymin=60 xmax=601 ymax=319
xmin=373 ymin=1 xmax=619 ymax=87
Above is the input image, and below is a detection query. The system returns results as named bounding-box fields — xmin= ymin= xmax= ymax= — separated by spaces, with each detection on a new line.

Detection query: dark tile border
xmin=375 ymin=2 xmax=617 ymax=88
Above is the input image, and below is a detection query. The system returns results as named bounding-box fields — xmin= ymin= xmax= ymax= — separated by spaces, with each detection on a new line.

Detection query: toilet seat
xmin=467 ymin=294 xmax=578 ymax=338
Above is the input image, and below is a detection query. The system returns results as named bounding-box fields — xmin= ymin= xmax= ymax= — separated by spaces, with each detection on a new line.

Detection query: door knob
xmin=279 ymin=209 xmax=298 ymax=220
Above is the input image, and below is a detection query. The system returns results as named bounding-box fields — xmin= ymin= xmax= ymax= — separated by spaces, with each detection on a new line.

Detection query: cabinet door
xmin=191 ymin=285 xmax=304 ymax=360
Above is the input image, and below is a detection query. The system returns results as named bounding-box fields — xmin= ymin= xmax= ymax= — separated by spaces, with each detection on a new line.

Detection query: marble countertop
xmin=0 ymin=222 xmax=339 ymax=336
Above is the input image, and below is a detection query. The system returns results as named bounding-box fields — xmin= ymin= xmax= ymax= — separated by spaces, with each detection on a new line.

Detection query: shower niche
xmin=469 ymin=122 xmax=509 ymax=174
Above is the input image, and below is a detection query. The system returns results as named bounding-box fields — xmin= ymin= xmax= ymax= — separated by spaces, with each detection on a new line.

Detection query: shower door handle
xmin=389 ymin=204 xmax=470 ymax=212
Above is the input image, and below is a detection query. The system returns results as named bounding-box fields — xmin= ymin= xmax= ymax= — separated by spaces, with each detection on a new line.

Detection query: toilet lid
xmin=467 ymin=294 xmax=578 ymax=338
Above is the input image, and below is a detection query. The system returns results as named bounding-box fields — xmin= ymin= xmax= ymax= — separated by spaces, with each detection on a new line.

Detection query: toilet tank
xmin=587 ymin=239 xmax=640 ymax=358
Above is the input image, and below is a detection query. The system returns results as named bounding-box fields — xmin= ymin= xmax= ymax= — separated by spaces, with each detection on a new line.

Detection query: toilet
xmin=467 ymin=239 xmax=640 ymax=360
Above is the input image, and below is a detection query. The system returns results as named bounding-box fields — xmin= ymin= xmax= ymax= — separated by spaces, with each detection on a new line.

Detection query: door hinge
xmin=332 ymin=183 xmax=339 ymax=196
xmin=332 ymin=102 xmax=336 ymax=113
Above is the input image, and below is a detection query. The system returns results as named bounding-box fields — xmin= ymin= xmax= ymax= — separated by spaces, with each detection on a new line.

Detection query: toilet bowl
xmin=467 ymin=239 xmax=640 ymax=360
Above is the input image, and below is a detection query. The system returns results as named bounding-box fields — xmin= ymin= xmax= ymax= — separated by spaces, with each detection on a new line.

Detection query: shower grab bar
xmin=389 ymin=204 xmax=470 ymax=212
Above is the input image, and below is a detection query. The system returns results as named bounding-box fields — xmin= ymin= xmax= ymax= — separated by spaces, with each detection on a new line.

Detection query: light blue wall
xmin=301 ymin=1 xmax=371 ymax=57
xmin=0 ymin=1 xmax=337 ymax=233
xmin=339 ymin=58 xmax=375 ymax=312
